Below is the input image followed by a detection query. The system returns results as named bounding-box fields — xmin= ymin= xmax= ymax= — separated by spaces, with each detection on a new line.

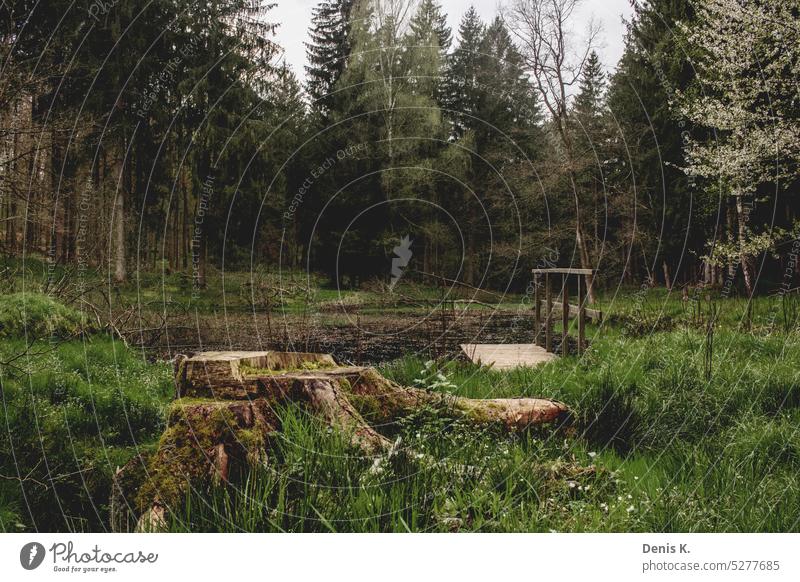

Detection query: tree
xmin=408 ymin=0 xmax=451 ymax=107
xmin=315 ymin=0 xmax=450 ymax=283
xmin=352 ymin=0 xmax=422 ymax=168
xmin=437 ymin=7 xmax=487 ymax=284
xmin=679 ymin=0 xmax=800 ymax=296
xmin=305 ymin=0 xmax=357 ymax=117
xmin=473 ymin=17 xmax=544 ymax=285
xmin=606 ymin=0 xmax=699 ymax=288
xmin=571 ymin=51 xmax=610 ymax=275
xmin=573 ymin=51 xmax=606 ymax=141
xmin=169 ymin=1 xmax=279 ymax=287
xmin=0 ymin=0 xmax=284 ymax=289
xmin=504 ymin=0 xmax=600 ymax=302
xmin=409 ymin=0 xmax=451 ymax=55
xmin=444 ymin=6 xmax=485 ymax=139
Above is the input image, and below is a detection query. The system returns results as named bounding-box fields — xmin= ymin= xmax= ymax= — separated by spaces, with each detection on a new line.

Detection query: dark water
xmin=143 ymin=310 xmax=549 ymax=364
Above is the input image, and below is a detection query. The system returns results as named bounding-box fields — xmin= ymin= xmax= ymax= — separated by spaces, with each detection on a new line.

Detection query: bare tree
xmin=356 ymin=0 xmax=420 ymax=165
xmin=504 ymin=0 xmax=600 ymax=302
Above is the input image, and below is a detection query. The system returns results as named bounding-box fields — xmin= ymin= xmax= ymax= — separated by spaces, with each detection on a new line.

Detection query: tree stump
xmin=111 ymin=351 xmax=571 ymax=531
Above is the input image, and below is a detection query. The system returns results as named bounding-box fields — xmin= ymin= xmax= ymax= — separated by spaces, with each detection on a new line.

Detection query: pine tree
xmin=606 ymin=0 xmax=698 ymax=286
xmin=409 ymin=0 xmax=452 ymax=57
xmin=473 ymin=17 xmax=544 ymax=284
xmin=305 ymin=0 xmax=356 ymax=116
xmin=573 ymin=51 xmax=606 ymax=136
xmin=408 ymin=0 xmax=451 ymax=107
xmin=445 ymin=6 xmax=485 ymax=138
xmin=571 ymin=51 xmax=609 ymax=264
xmin=476 ymin=17 xmax=540 ymax=146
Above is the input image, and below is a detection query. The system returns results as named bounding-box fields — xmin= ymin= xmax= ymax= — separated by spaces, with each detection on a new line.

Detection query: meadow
xmin=1 ymin=269 xmax=799 ymax=532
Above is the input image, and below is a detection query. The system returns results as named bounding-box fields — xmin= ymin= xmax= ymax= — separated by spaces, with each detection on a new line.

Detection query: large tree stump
xmin=112 ymin=351 xmax=570 ymax=531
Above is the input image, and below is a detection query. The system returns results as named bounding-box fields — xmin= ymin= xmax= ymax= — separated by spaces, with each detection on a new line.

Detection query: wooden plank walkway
xmin=460 ymin=343 xmax=557 ymax=370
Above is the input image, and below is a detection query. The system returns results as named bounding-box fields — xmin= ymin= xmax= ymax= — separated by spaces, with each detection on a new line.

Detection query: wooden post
xmin=545 ymin=273 xmax=553 ymax=353
xmin=562 ymin=274 xmax=570 ymax=356
xmin=578 ymin=273 xmax=586 ymax=355
xmin=534 ymin=274 xmax=541 ymax=346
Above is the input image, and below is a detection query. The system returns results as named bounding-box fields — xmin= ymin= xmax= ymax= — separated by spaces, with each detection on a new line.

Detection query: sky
xmin=270 ymin=0 xmax=636 ymax=80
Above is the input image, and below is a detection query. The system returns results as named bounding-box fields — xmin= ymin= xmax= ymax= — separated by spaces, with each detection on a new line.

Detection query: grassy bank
xmin=167 ymin=327 xmax=800 ymax=532
xmin=1 ymin=287 xmax=799 ymax=532
xmin=0 ymin=295 xmax=173 ymax=531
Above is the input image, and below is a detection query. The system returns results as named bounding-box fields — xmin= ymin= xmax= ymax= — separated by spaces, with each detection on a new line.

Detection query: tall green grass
xmin=0 ymin=336 xmax=172 ymax=532
xmin=0 ymin=293 xmax=93 ymax=339
xmin=166 ymin=325 xmax=800 ymax=532
xmin=2 ymin=286 xmax=799 ymax=532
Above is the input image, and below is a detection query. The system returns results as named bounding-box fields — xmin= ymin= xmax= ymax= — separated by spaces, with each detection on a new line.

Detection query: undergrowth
xmin=2 ymin=288 xmax=799 ymax=532
xmin=167 ymin=327 xmax=800 ymax=532
xmin=0 ymin=336 xmax=172 ymax=532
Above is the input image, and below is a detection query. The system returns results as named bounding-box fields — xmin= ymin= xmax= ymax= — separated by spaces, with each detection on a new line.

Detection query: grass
xmin=0 ymin=329 xmax=173 ymax=532
xmin=1 ymin=281 xmax=799 ymax=532
xmin=0 ymin=292 xmax=94 ymax=339
xmin=166 ymin=323 xmax=800 ymax=532
xmin=0 ymin=255 xmax=525 ymax=316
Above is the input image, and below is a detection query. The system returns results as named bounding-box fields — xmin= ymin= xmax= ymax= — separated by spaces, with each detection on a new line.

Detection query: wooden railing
xmin=532 ymin=268 xmax=600 ymax=356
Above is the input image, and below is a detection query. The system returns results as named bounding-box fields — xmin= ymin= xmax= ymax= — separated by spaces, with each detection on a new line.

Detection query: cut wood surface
xmin=114 ymin=351 xmax=571 ymax=531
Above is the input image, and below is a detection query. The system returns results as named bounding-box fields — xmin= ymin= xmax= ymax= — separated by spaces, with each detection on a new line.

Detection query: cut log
xmin=112 ymin=351 xmax=571 ymax=531
xmin=294 ymin=377 xmax=392 ymax=455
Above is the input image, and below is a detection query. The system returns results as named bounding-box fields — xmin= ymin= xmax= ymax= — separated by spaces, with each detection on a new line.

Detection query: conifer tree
xmin=573 ymin=51 xmax=606 ymax=138
xmin=408 ymin=0 xmax=451 ymax=107
xmin=571 ymin=51 xmax=609 ymax=265
xmin=444 ymin=6 xmax=485 ymax=139
xmin=606 ymin=0 xmax=698 ymax=286
xmin=305 ymin=0 xmax=357 ymax=116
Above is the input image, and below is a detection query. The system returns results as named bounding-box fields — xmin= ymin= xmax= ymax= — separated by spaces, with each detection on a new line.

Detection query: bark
xmin=662 ymin=261 xmax=672 ymax=291
xmin=112 ymin=159 xmax=126 ymax=284
xmin=566 ymin=146 xmax=596 ymax=304
xmin=296 ymin=377 xmax=391 ymax=454
xmin=727 ymin=199 xmax=737 ymax=281
xmin=114 ymin=351 xmax=571 ymax=531
xmin=182 ymin=169 xmax=190 ymax=270
xmin=735 ymin=195 xmax=755 ymax=297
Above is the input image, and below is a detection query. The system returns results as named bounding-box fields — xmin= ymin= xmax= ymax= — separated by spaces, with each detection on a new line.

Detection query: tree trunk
xmin=112 ymin=172 xmax=126 ymax=284
xmin=575 ymin=221 xmax=595 ymax=298
xmin=114 ymin=351 xmax=571 ymax=531
xmin=726 ymin=199 xmax=736 ymax=281
xmin=568 ymin=169 xmax=596 ymax=304
xmin=735 ymin=195 xmax=754 ymax=297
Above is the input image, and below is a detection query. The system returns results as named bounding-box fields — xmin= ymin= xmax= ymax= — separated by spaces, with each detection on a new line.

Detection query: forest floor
xmin=1 ymin=258 xmax=800 ymax=532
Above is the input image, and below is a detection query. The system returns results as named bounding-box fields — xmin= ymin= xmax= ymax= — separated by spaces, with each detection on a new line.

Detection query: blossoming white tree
xmin=680 ymin=0 xmax=800 ymax=295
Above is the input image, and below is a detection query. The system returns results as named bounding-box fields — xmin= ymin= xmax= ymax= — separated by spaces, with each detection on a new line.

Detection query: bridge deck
xmin=460 ymin=343 xmax=557 ymax=370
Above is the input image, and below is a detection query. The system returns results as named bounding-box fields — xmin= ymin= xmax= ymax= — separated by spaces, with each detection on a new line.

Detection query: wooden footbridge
xmin=462 ymin=268 xmax=601 ymax=370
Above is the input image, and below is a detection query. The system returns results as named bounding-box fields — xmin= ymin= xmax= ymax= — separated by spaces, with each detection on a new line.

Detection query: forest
xmin=1 ymin=0 xmax=799 ymax=534
xmin=1 ymin=0 xmax=796 ymax=292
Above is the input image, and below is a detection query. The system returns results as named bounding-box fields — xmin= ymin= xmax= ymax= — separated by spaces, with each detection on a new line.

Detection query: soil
xmin=134 ymin=307 xmax=542 ymax=363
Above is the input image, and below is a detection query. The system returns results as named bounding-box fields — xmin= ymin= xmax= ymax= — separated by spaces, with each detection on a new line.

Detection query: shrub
xmin=0 ymin=293 xmax=92 ymax=339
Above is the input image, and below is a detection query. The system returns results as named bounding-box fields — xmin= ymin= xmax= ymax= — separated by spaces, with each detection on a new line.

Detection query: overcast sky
xmin=270 ymin=0 xmax=635 ymax=80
